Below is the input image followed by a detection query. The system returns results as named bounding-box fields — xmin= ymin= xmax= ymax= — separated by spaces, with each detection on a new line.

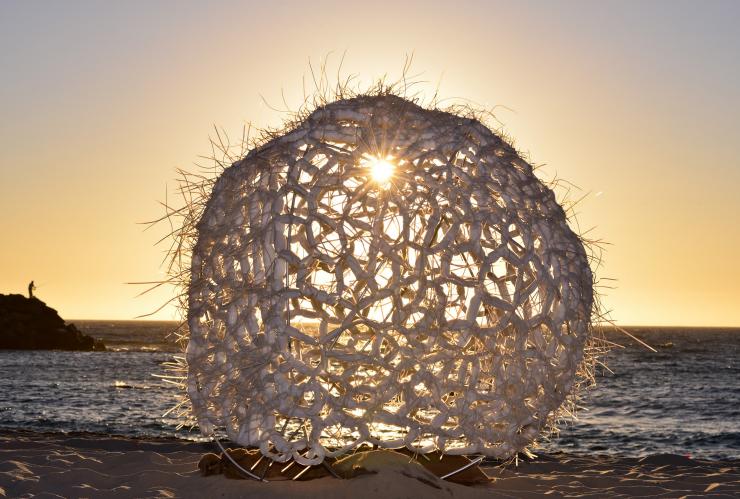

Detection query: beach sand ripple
xmin=1 ymin=431 xmax=738 ymax=498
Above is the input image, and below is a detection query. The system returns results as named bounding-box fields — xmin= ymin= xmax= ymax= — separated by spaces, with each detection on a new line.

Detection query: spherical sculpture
xmin=186 ymin=94 xmax=593 ymax=465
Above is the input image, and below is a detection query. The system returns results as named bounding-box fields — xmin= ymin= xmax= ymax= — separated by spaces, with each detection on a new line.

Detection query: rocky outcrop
xmin=0 ymin=294 xmax=105 ymax=351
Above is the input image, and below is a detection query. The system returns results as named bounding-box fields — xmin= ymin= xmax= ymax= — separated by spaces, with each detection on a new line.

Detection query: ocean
xmin=0 ymin=322 xmax=737 ymax=460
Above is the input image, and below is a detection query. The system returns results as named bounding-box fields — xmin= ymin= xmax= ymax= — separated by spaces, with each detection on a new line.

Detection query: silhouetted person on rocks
xmin=28 ymin=280 xmax=36 ymax=299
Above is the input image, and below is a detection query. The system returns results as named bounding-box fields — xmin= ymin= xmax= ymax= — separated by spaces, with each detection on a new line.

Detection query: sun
xmin=365 ymin=156 xmax=395 ymax=185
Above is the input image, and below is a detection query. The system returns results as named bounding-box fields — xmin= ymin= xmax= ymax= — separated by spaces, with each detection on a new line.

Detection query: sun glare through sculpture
xmin=365 ymin=155 xmax=395 ymax=185
xmin=183 ymin=93 xmax=595 ymax=467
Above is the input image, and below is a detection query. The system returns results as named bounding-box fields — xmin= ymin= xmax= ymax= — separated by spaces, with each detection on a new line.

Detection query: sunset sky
xmin=1 ymin=0 xmax=739 ymax=325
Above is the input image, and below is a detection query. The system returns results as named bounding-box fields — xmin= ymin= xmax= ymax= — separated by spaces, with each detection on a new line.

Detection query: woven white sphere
xmin=186 ymin=95 xmax=593 ymax=464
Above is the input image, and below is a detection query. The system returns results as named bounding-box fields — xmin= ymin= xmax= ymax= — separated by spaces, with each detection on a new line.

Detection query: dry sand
xmin=1 ymin=430 xmax=738 ymax=498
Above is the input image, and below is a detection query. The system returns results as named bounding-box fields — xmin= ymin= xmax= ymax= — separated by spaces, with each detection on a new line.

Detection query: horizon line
xmin=66 ymin=318 xmax=740 ymax=329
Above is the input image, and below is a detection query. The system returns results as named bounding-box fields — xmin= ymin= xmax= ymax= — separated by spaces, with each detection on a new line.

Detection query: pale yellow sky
xmin=1 ymin=1 xmax=739 ymax=325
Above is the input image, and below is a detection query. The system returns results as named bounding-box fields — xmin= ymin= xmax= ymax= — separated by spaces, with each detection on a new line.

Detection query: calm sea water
xmin=0 ymin=322 xmax=737 ymax=460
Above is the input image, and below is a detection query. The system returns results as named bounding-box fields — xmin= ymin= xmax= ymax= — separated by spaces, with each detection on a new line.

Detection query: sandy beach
xmin=2 ymin=430 xmax=738 ymax=498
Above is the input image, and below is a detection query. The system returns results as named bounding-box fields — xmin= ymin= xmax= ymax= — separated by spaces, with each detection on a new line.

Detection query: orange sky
xmin=1 ymin=1 xmax=739 ymax=325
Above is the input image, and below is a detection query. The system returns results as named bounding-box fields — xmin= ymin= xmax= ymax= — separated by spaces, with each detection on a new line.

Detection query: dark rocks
xmin=0 ymin=294 xmax=105 ymax=351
